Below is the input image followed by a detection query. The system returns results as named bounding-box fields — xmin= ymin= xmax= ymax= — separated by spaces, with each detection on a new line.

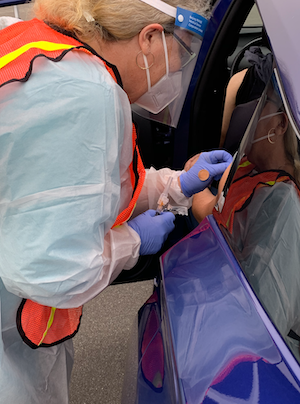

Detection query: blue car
xmin=121 ymin=0 xmax=300 ymax=403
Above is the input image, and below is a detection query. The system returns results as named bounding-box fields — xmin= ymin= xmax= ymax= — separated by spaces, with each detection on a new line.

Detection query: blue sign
xmin=175 ymin=6 xmax=208 ymax=38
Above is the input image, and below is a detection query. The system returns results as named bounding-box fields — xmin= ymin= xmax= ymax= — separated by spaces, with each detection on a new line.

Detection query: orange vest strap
xmin=0 ymin=18 xmax=120 ymax=88
xmin=0 ymin=19 xmax=86 ymax=86
xmin=112 ymin=124 xmax=146 ymax=227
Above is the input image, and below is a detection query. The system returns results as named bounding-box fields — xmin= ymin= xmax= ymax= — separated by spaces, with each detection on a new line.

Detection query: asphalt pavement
xmin=69 ymin=280 xmax=153 ymax=404
xmin=0 ymin=2 xmax=34 ymax=20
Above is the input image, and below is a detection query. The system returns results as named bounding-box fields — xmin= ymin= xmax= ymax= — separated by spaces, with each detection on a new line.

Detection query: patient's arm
xmin=192 ymin=165 xmax=231 ymax=223
xmin=183 ymin=153 xmax=200 ymax=171
xmin=192 ymin=188 xmax=218 ymax=223
xmin=220 ymin=69 xmax=247 ymax=148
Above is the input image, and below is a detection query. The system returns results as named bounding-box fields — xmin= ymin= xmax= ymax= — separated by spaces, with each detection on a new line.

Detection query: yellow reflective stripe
xmin=265 ymin=180 xmax=276 ymax=186
xmin=238 ymin=160 xmax=252 ymax=169
xmin=38 ymin=307 xmax=56 ymax=346
xmin=0 ymin=41 xmax=74 ymax=69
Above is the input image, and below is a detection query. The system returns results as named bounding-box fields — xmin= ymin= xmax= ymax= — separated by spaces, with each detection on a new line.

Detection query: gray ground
xmin=69 ymin=280 xmax=153 ymax=404
xmin=0 ymin=3 xmax=34 ymax=20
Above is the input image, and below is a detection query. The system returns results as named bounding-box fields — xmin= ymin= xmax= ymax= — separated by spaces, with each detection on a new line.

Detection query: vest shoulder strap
xmin=0 ymin=18 xmax=121 ymax=87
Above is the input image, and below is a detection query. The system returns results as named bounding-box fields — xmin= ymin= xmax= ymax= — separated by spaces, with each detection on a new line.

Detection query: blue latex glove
xmin=179 ymin=150 xmax=232 ymax=197
xmin=128 ymin=209 xmax=175 ymax=255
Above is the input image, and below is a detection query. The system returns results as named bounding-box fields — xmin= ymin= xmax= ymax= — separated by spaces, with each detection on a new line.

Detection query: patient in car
xmin=192 ymin=77 xmax=300 ymax=362
xmin=191 ymin=45 xmax=274 ymax=222
xmin=220 ymin=48 xmax=272 ymax=151
xmin=220 ymin=31 xmax=273 ymax=153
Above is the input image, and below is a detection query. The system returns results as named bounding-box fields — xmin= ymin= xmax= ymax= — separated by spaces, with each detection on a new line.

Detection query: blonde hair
xmin=284 ymin=123 xmax=300 ymax=187
xmin=33 ymin=0 xmax=212 ymax=41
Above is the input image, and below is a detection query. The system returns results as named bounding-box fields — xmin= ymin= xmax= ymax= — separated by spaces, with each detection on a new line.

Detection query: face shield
xmin=241 ymin=75 xmax=285 ymax=157
xmin=213 ymin=71 xmax=300 ymax=361
xmin=219 ymin=70 xmax=300 ymax=208
xmin=132 ymin=1 xmax=208 ymax=128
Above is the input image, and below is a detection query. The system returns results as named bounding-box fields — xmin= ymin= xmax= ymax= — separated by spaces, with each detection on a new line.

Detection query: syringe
xmin=156 ymin=176 xmax=173 ymax=215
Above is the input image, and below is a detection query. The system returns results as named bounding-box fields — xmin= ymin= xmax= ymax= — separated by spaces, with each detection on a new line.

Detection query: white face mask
xmin=135 ymin=31 xmax=182 ymax=114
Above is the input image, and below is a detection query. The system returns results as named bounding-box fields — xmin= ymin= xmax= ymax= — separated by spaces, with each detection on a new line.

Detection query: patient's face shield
xmin=239 ymin=75 xmax=285 ymax=156
xmin=213 ymin=70 xmax=300 ymax=363
xmin=219 ymin=70 xmax=300 ymax=202
xmin=133 ymin=3 xmax=208 ymax=127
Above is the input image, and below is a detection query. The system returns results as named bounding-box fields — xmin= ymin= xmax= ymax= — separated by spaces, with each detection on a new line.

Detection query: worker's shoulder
xmin=16 ymin=49 xmax=125 ymax=109
xmin=49 ymin=50 xmax=119 ymax=89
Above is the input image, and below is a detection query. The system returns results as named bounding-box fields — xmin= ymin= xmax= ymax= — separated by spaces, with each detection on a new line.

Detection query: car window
xmin=227 ymin=4 xmax=264 ymax=78
xmin=214 ymin=71 xmax=300 ymax=364
xmin=243 ymin=4 xmax=262 ymax=27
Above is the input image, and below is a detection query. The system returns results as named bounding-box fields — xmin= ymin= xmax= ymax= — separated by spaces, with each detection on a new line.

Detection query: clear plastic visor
xmin=222 ymin=71 xmax=300 ymax=198
xmin=166 ymin=28 xmax=199 ymax=70
xmin=214 ymin=71 xmax=300 ymax=364
xmin=132 ymin=26 xmax=203 ymax=128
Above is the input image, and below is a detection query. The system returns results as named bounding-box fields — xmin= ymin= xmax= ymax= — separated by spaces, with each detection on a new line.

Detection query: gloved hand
xmin=128 ymin=209 xmax=175 ymax=255
xmin=179 ymin=150 xmax=232 ymax=197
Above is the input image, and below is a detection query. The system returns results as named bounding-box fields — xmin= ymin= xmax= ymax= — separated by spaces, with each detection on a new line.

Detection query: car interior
xmin=134 ymin=0 xmax=261 ymax=172
xmin=134 ymin=0 xmax=300 ymax=368
xmin=114 ymin=0 xmax=264 ymax=282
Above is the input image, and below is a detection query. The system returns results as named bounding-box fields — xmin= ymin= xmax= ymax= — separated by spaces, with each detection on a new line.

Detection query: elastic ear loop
xmin=142 ymin=54 xmax=151 ymax=91
xmin=161 ymin=30 xmax=169 ymax=76
xmin=142 ymin=30 xmax=169 ymax=91
xmin=258 ymin=111 xmax=283 ymax=122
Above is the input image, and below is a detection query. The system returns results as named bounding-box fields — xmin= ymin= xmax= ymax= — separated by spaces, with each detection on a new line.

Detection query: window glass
xmin=214 ymin=72 xmax=300 ymax=363
xmin=243 ymin=4 xmax=262 ymax=27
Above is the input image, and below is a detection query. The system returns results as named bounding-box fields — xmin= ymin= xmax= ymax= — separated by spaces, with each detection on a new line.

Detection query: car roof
xmin=256 ymin=0 xmax=300 ymax=135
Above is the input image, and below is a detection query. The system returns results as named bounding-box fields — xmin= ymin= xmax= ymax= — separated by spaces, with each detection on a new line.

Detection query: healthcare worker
xmin=0 ymin=0 xmax=232 ymax=402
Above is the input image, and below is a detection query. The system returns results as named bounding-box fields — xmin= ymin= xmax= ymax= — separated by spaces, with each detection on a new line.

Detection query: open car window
xmin=213 ymin=70 xmax=300 ymax=363
xmin=244 ymin=4 xmax=262 ymax=27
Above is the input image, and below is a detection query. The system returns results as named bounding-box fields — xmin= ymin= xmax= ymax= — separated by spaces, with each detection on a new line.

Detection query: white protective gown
xmin=0 ymin=29 xmax=191 ymax=403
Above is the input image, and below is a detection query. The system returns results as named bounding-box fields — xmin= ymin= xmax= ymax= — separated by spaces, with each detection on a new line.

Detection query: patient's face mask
xmin=135 ymin=31 xmax=182 ymax=114
xmin=258 ymin=111 xmax=283 ymax=123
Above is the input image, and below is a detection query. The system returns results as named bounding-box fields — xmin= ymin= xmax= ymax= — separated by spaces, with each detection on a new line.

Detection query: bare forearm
xmin=191 ymin=188 xmax=218 ymax=223
xmin=191 ymin=164 xmax=232 ymax=223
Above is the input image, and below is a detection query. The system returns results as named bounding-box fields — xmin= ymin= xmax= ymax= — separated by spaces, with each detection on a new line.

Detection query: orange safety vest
xmin=0 ymin=19 xmax=145 ymax=348
xmin=214 ymin=157 xmax=300 ymax=234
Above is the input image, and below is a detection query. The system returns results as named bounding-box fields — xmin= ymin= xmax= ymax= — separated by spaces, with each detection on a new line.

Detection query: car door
xmin=123 ymin=1 xmax=300 ymax=402
xmin=134 ymin=0 xmax=256 ymax=170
